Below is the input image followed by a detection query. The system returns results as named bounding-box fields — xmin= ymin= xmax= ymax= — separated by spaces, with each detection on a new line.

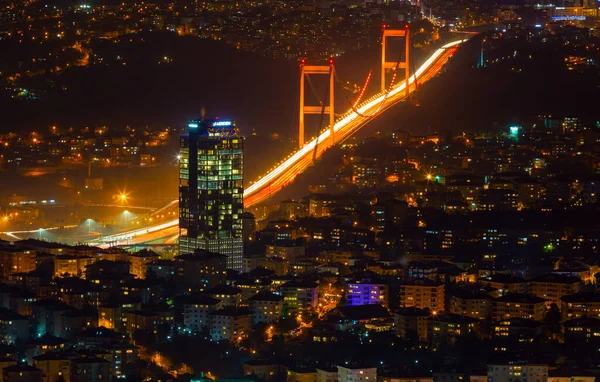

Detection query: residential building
xmin=529 ymin=274 xmax=581 ymax=309
xmin=431 ymin=313 xmax=480 ymax=347
xmin=493 ymin=294 xmax=547 ymax=322
xmin=266 ymin=241 xmax=305 ymax=262
xmin=128 ymin=250 xmax=160 ymax=279
xmin=493 ymin=318 xmax=543 ymax=343
xmin=280 ymin=281 xmax=319 ymax=318
xmin=346 ymin=280 xmax=388 ymax=307
xmin=249 ymin=292 xmax=283 ymax=324
xmin=3 ymin=364 xmax=44 ymax=382
xmin=70 ymin=356 xmax=111 ymax=382
xmin=487 ymin=361 xmax=548 ymax=382
xmin=175 ymin=250 xmax=227 ymax=293
xmin=448 ymin=291 xmax=492 ymax=320
xmin=394 ymin=307 xmax=430 ymax=342
xmin=400 ymin=280 xmax=445 ymax=313
xmin=478 ymin=274 xmax=527 ymax=297
xmin=337 ymin=365 xmax=377 ymax=382
xmin=560 ymin=292 xmax=600 ymax=322
xmin=182 ymin=296 xmax=222 ymax=333
xmin=33 ymin=353 xmax=70 ymax=382
xmin=209 ymin=307 xmax=252 ymax=342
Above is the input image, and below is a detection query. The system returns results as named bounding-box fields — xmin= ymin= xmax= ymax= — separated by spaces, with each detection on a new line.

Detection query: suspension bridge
xmin=90 ymin=29 xmax=470 ymax=247
xmin=244 ymin=35 xmax=466 ymax=208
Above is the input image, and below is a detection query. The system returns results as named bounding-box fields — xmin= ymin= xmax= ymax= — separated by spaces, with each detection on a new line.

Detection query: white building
xmin=182 ymin=297 xmax=221 ymax=333
xmin=337 ymin=366 xmax=376 ymax=382
xmin=487 ymin=362 xmax=548 ymax=382
xmin=317 ymin=368 xmax=338 ymax=382
xmin=209 ymin=307 xmax=252 ymax=342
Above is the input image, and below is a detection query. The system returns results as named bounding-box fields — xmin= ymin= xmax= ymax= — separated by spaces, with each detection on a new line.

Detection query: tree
xmin=543 ymin=303 xmax=562 ymax=341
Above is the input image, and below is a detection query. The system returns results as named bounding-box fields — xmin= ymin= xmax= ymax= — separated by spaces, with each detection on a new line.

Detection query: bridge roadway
xmin=93 ymin=39 xmax=465 ymax=246
xmin=243 ymin=39 xmax=465 ymax=208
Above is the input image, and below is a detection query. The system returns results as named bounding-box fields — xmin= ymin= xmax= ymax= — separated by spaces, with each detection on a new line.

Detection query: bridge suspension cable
xmin=313 ymin=65 xmax=333 ymax=163
xmin=335 ymin=43 xmax=407 ymax=119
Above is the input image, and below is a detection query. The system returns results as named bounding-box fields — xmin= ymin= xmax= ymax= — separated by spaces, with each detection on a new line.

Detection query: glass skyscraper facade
xmin=178 ymin=119 xmax=244 ymax=271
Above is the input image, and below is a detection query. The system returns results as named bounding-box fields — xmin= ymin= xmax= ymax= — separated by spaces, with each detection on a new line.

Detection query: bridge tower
xmin=299 ymin=58 xmax=335 ymax=148
xmin=381 ymin=26 xmax=410 ymax=96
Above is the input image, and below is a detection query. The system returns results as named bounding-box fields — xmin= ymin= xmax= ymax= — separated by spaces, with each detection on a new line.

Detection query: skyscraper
xmin=178 ymin=118 xmax=244 ymax=271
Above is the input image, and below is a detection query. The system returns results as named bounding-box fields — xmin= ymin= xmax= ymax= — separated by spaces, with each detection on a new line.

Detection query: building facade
xmin=179 ymin=119 xmax=244 ymax=271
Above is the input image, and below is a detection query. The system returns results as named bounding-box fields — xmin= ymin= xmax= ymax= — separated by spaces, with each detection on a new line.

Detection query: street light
xmin=122 ymin=211 xmax=131 ymax=229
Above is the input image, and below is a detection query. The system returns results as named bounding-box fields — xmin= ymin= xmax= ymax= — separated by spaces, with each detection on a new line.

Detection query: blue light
xmin=188 ymin=123 xmax=199 ymax=128
xmin=552 ymin=15 xmax=585 ymax=21
xmin=213 ymin=121 xmax=233 ymax=127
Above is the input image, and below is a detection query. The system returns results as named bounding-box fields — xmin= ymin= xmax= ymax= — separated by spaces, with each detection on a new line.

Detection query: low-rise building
xmin=560 ymin=292 xmax=600 ymax=322
xmin=563 ymin=317 xmax=600 ymax=346
xmin=400 ymin=280 xmax=445 ymax=313
xmin=493 ymin=318 xmax=543 ymax=343
xmin=249 ymin=292 xmax=283 ymax=324
xmin=182 ymin=296 xmax=222 ymax=333
xmin=207 ymin=285 xmax=243 ymax=307
xmin=493 ymin=293 xmax=546 ymax=322
xmin=33 ymin=353 xmax=70 ymax=382
xmin=317 ymin=367 xmax=338 ymax=382
xmin=478 ymin=274 xmax=527 ymax=297
xmin=431 ymin=313 xmax=480 ymax=347
xmin=346 ymin=280 xmax=388 ymax=307
xmin=3 ymin=364 xmax=44 ymax=382
xmin=128 ymin=250 xmax=160 ymax=279
xmin=243 ymin=360 xmax=284 ymax=381
xmin=0 ymin=308 xmax=29 ymax=345
xmin=175 ymin=250 xmax=227 ymax=293
xmin=70 ymin=356 xmax=111 ymax=382
xmin=209 ymin=307 xmax=252 ymax=342
xmin=146 ymin=260 xmax=176 ymax=281
xmin=0 ymin=247 xmax=37 ymax=280
xmin=266 ymin=241 xmax=305 ymax=262
xmin=393 ymin=307 xmax=430 ymax=342
xmin=487 ymin=361 xmax=548 ymax=382
xmin=529 ymin=274 xmax=581 ymax=309
xmin=280 ymin=281 xmax=319 ymax=318
xmin=288 ymin=368 xmax=317 ymax=382
xmin=54 ymin=255 xmax=94 ymax=278
xmin=337 ymin=365 xmax=377 ymax=382
xmin=448 ymin=291 xmax=492 ymax=320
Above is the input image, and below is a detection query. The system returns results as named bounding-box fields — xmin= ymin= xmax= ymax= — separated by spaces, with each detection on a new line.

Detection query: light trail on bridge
xmin=243 ymin=39 xmax=466 ymax=208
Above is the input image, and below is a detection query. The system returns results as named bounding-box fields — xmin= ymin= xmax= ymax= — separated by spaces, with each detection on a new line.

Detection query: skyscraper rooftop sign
xmin=212 ymin=121 xmax=233 ymax=127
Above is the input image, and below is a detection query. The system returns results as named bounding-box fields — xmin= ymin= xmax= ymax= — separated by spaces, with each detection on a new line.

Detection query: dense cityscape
xmin=2 ymin=0 xmax=600 ymax=381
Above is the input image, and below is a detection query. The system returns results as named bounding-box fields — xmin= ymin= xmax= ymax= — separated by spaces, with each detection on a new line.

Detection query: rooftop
xmin=530 ymin=273 xmax=581 ymax=284
xmin=494 ymin=293 xmax=546 ymax=304
xmin=335 ymin=304 xmax=390 ymax=321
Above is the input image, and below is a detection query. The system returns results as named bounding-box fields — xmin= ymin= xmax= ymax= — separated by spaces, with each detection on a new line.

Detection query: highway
xmin=85 ymin=40 xmax=465 ymax=246
xmin=243 ymin=39 xmax=465 ymax=208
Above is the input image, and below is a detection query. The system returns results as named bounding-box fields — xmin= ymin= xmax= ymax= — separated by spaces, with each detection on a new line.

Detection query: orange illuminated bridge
xmin=243 ymin=39 xmax=466 ymax=208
